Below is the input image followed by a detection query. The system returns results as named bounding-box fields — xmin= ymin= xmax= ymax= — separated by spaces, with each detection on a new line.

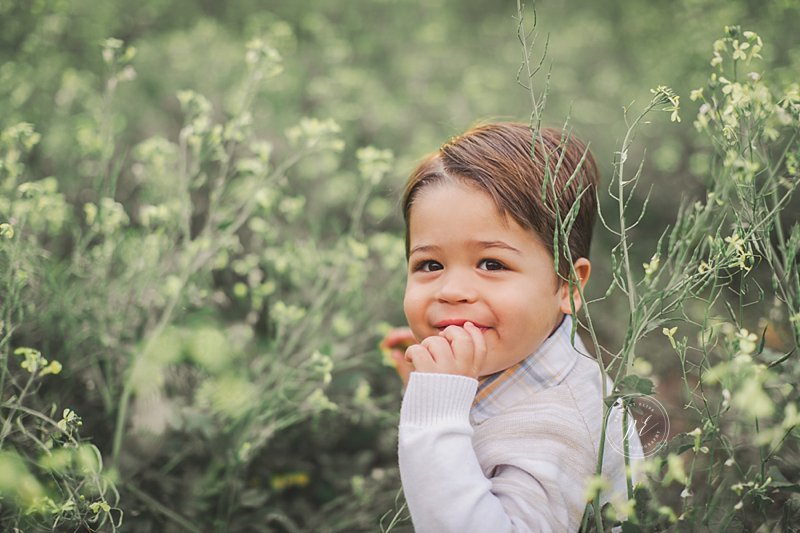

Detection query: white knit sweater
xmin=398 ymin=326 xmax=638 ymax=532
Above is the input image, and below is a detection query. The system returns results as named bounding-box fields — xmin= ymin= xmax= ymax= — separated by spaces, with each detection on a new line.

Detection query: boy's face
xmin=404 ymin=181 xmax=576 ymax=377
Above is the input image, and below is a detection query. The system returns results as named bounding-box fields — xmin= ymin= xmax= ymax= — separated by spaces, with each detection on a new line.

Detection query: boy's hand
xmin=380 ymin=327 xmax=417 ymax=387
xmin=404 ymin=322 xmax=486 ymax=379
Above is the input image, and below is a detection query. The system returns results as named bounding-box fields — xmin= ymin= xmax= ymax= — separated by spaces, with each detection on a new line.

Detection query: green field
xmin=1 ymin=1 xmax=799 ymax=531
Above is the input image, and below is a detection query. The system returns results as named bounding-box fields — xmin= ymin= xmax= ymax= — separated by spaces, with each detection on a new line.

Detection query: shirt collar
xmin=470 ymin=314 xmax=583 ymax=424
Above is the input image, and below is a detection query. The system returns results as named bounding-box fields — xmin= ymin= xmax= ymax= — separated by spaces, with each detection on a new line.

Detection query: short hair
xmin=402 ymin=122 xmax=600 ymax=280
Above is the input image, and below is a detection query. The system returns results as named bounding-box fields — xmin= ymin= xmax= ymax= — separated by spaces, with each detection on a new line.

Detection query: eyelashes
xmin=478 ymin=259 xmax=506 ymax=271
xmin=410 ymin=258 xmax=508 ymax=272
xmin=411 ymin=259 xmax=443 ymax=272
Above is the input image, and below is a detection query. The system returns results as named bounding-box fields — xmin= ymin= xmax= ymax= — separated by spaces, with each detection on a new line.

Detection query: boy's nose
xmin=435 ymin=270 xmax=478 ymax=304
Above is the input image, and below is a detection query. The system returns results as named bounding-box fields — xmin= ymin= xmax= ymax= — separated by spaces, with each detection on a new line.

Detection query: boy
xmin=388 ymin=123 xmax=638 ymax=531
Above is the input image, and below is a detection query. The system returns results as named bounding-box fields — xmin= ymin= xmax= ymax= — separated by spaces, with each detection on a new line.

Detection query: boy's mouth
xmin=434 ymin=319 xmax=490 ymax=332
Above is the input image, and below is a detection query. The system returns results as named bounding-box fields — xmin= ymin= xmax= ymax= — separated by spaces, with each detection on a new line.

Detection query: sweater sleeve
xmin=398 ymin=372 xmax=569 ymax=533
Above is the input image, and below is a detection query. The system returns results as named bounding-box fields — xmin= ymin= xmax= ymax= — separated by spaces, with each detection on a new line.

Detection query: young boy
xmin=388 ymin=123 xmax=638 ymax=531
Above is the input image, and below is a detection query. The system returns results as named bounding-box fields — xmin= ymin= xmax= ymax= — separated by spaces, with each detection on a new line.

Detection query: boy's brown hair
xmin=402 ymin=122 xmax=600 ymax=280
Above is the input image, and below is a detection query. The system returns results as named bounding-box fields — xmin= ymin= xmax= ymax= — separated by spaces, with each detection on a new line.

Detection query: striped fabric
xmin=472 ymin=314 xmax=587 ymax=424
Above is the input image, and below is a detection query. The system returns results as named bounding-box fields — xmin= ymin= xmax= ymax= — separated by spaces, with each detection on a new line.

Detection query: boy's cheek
xmin=402 ymin=291 xmax=424 ymax=332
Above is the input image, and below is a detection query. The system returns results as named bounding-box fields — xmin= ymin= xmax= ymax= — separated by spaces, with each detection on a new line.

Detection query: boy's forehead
xmin=407 ymin=179 xmax=552 ymax=250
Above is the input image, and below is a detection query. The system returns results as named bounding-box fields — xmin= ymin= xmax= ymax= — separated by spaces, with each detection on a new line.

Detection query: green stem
xmin=591 ymin=405 xmax=614 ymax=532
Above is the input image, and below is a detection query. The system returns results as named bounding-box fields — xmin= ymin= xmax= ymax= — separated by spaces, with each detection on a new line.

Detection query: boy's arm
xmin=399 ymin=372 xmax=568 ymax=533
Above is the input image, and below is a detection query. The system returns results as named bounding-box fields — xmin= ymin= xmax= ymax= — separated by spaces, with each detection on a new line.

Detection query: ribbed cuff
xmin=400 ymin=372 xmax=478 ymax=427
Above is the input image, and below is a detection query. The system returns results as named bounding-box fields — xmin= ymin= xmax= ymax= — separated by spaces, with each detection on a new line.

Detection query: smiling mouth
xmin=434 ymin=320 xmax=490 ymax=332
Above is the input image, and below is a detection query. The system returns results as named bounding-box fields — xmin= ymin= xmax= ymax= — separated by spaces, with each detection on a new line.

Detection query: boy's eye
xmin=414 ymin=260 xmax=443 ymax=272
xmin=478 ymin=259 xmax=506 ymax=271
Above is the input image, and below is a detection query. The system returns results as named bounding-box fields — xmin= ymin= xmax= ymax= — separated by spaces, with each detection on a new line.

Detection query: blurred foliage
xmin=0 ymin=0 xmax=799 ymax=531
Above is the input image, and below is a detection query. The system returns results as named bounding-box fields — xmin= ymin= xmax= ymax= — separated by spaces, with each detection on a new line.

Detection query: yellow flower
xmin=663 ymin=453 xmax=688 ymax=485
xmin=40 ymin=360 xmax=62 ymax=376
xmin=271 ymin=471 xmax=310 ymax=491
xmin=662 ymin=326 xmax=678 ymax=349
xmin=583 ymin=474 xmax=610 ymax=502
xmin=643 ymin=253 xmax=660 ymax=277
xmin=0 ymin=223 xmax=13 ymax=239
xmin=736 ymin=328 xmax=758 ymax=355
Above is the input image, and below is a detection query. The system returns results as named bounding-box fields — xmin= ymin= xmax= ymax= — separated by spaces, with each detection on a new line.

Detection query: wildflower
xmin=733 ymin=379 xmax=774 ymax=418
xmin=101 ymin=38 xmax=124 ymax=64
xmin=351 ymin=475 xmax=366 ymax=498
xmin=57 ymin=408 xmax=82 ymax=433
xmin=278 ymin=196 xmax=305 ymax=221
xmin=680 ymin=487 xmax=693 ymax=499
xmin=286 ymin=117 xmax=345 ymax=152
xmin=238 ymin=442 xmax=252 ymax=462
xmin=632 ymin=358 xmax=653 ymax=377
xmin=89 ymin=500 xmax=111 ymax=514
xmin=356 ymin=146 xmax=394 ymax=185
xmin=663 ymin=453 xmax=688 ymax=485
xmin=731 ymin=40 xmax=749 ymax=61
xmin=310 ymin=351 xmax=334 ymax=385
xmin=643 ymin=253 xmax=660 ymax=277
xmin=650 ymin=86 xmax=681 ymax=122
xmin=272 ymin=301 xmax=306 ymax=327
xmin=722 ymin=388 xmax=731 ymax=409
xmin=583 ymin=474 xmax=610 ymax=502
xmin=0 ymin=222 xmax=13 ymax=239
xmin=233 ymin=282 xmax=248 ymax=299
xmin=16 ymin=347 xmax=45 ymax=373
xmin=245 ymin=38 xmax=283 ymax=78
xmin=332 ymin=313 xmax=354 ymax=337
xmin=662 ymin=326 xmax=678 ymax=349
xmin=725 ymin=232 xmax=754 ymax=271
xmin=305 ymin=388 xmax=337 ymax=413
xmin=40 ymin=360 xmax=62 ymax=376
xmin=782 ymin=403 xmax=800 ymax=430
xmin=657 ymin=506 xmax=678 ymax=523
xmin=736 ymin=328 xmax=758 ymax=355
xmin=346 ymin=237 xmax=369 ymax=260
xmin=698 ymin=261 xmax=711 ymax=274
xmin=689 ymin=88 xmax=704 ymax=101
xmin=271 ymin=471 xmax=310 ymax=491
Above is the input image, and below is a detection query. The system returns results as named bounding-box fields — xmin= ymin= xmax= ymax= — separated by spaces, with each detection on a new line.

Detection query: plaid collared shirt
xmin=471 ymin=314 xmax=586 ymax=425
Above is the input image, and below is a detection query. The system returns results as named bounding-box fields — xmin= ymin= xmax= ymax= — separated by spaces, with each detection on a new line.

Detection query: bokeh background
xmin=1 ymin=0 xmax=799 ymax=531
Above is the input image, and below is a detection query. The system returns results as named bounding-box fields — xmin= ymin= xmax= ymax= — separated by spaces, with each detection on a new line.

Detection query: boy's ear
xmin=559 ymin=258 xmax=591 ymax=315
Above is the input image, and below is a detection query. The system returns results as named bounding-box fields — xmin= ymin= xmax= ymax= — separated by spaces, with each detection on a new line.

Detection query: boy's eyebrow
xmin=475 ymin=240 xmax=522 ymax=255
xmin=408 ymin=244 xmax=440 ymax=256
xmin=409 ymin=241 xmax=522 ymax=256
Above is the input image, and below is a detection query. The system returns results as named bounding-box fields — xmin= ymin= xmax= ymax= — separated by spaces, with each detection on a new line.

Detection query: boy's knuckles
xmin=420 ymin=336 xmax=451 ymax=355
xmin=404 ymin=344 xmax=429 ymax=363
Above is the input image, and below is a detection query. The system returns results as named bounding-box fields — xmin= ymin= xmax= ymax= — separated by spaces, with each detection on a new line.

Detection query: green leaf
xmin=617 ymin=374 xmax=656 ymax=397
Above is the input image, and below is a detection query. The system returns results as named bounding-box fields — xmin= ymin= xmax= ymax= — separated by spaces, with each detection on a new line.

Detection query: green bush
xmin=1 ymin=33 xmax=408 ymax=531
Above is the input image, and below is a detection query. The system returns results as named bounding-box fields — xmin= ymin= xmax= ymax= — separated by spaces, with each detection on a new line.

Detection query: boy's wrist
xmin=400 ymin=372 xmax=478 ymax=426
